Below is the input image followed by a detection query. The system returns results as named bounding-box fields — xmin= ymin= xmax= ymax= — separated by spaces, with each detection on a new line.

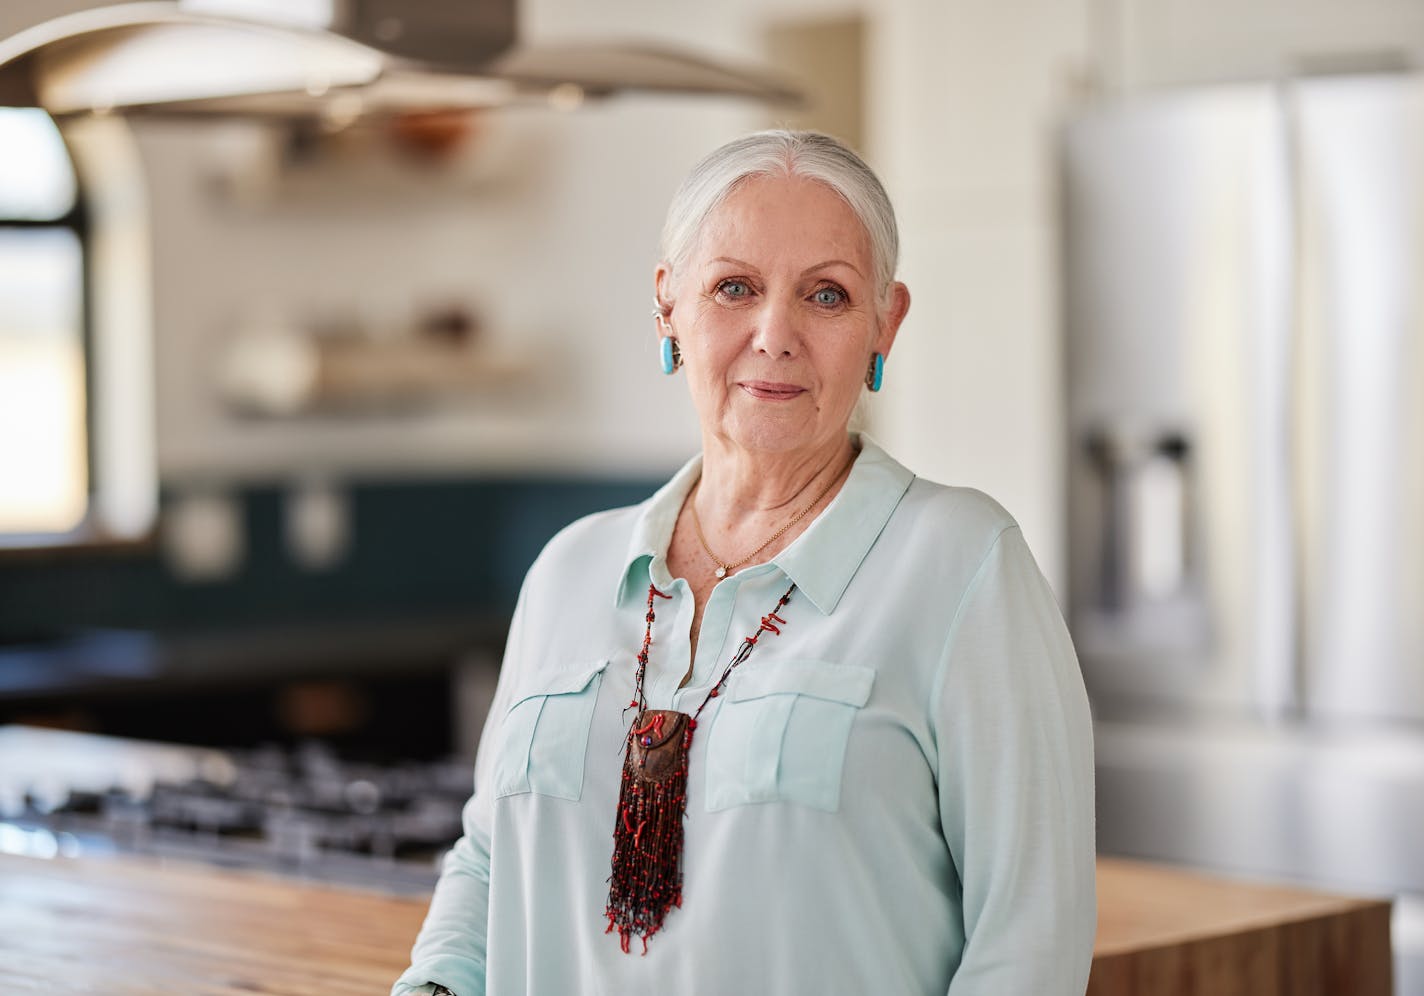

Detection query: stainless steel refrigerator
xmin=1062 ymin=73 xmax=1424 ymax=992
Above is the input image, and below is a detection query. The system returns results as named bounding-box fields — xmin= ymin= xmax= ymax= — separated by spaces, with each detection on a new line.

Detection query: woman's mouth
xmin=740 ymin=380 xmax=806 ymax=401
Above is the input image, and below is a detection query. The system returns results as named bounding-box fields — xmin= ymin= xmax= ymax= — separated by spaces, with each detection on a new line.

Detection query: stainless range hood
xmin=0 ymin=0 xmax=801 ymax=118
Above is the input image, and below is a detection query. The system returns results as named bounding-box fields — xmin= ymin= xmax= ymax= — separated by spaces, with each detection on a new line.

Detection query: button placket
xmin=673 ymin=578 xmax=737 ymax=710
xmin=646 ymin=580 xmax=695 ymax=708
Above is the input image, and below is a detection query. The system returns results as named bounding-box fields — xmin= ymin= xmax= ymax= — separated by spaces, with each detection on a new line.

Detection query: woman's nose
xmin=750 ymin=297 xmax=800 ymax=357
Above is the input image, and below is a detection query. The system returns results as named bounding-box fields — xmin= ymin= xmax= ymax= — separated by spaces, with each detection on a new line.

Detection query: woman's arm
xmin=933 ymin=525 xmax=1097 ymax=995
xmin=389 ymin=588 xmax=532 ymax=996
xmin=388 ymin=783 xmax=496 ymax=996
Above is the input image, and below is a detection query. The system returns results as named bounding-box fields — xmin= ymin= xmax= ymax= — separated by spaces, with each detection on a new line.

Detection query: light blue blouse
xmin=393 ymin=437 xmax=1096 ymax=996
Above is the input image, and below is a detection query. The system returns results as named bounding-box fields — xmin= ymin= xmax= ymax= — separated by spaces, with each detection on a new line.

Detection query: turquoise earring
xmin=654 ymin=301 xmax=681 ymax=374
xmin=866 ymin=352 xmax=885 ymax=392
xmin=660 ymin=335 xmax=682 ymax=374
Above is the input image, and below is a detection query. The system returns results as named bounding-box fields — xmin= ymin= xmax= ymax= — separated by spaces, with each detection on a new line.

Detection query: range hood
xmin=0 ymin=0 xmax=801 ymax=119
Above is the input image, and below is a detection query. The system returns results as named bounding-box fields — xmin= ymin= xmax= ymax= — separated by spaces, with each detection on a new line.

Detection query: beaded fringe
xmin=605 ymin=710 xmax=693 ymax=954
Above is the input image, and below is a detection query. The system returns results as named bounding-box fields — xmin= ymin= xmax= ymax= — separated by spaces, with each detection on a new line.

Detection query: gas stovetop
xmin=0 ymin=726 xmax=470 ymax=894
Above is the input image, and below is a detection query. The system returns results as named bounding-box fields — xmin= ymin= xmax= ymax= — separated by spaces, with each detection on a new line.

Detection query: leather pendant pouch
xmin=627 ymin=709 xmax=689 ymax=784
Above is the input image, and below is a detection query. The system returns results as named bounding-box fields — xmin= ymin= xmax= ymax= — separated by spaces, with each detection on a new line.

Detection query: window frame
xmin=0 ymin=117 xmax=154 ymax=557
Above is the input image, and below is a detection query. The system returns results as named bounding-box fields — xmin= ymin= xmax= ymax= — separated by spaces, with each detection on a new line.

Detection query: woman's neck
xmin=694 ymin=433 xmax=857 ymax=528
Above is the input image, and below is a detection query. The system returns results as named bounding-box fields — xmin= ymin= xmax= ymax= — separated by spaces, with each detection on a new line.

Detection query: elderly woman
xmin=393 ymin=130 xmax=1095 ymax=996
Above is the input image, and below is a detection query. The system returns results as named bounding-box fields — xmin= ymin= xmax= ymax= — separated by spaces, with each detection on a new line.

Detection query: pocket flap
xmin=509 ymin=659 xmax=609 ymax=709
xmin=729 ymin=661 xmax=875 ymax=707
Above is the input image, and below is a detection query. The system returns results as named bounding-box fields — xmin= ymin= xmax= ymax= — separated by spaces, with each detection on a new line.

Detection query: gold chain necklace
xmin=689 ymin=455 xmax=853 ymax=579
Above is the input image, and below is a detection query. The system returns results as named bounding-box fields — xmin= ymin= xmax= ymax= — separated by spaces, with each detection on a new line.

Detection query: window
xmin=0 ymin=108 xmax=89 ymax=536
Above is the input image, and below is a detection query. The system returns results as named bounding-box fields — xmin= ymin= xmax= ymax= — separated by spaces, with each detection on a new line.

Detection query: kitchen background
xmin=2 ymin=0 xmax=1423 ymax=989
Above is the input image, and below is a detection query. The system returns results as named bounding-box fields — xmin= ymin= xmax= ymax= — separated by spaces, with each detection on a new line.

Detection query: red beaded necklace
xmin=605 ymin=580 xmax=797 ymax=954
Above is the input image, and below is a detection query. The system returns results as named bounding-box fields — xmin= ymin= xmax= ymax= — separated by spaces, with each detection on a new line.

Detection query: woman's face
xmin=656 ymin=174 xmax=910 ymax=459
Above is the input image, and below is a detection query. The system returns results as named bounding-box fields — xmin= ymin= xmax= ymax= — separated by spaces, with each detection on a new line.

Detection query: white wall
xmin=867 ymin=0 xmax=1091 ymax=590
xmin=133 ymin=99 xmax=758 ymax=481
xmin=1104 ymin=0 xmax=1424 ymax=90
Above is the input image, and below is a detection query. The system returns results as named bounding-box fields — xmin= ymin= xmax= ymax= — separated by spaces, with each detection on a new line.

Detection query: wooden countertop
xmin=0 ymin=852 xmax=1391 ymax=995
xmin=1093 ymin=858 xmax=1392 ymax=995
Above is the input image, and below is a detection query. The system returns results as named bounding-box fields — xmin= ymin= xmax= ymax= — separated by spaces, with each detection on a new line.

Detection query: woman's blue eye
xmin=719 ymin=280 xmax=750 ymax=298
xmin=814 ymin=287 xmax=845 ymax=306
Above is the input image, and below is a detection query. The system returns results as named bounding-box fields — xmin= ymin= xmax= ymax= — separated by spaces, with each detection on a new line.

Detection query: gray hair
xmin=659 ymin=130 xmax=900 ymax=304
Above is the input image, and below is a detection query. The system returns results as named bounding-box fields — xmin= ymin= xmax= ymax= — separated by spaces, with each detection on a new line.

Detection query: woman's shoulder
xmin=528 ymin=503 xmax=642 ymax=578
xmin=850 ymin=440 xmax=1027 ymax=582
xmin=510 ymin=504 xmax=645 ymax=626
xmin=898 ymin=477 xmax=1020 ymax=552
xmin=856 ymin=437 xmax=1018 ymax=554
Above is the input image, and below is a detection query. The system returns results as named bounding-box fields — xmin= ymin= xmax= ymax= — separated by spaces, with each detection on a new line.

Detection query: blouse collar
xmin=615 ymin=434 xmax=915 ymax=615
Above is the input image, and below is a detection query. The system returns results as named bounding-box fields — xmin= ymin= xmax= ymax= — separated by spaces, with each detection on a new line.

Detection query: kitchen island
xmin=0 ymin=851 xmax=1390 ymax=994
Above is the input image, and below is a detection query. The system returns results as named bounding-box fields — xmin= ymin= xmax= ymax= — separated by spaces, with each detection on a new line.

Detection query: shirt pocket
xmin=491 ymin=659 xmax=609 ymax=801
xmin=704 ymin=661 xmax=875 ymax=813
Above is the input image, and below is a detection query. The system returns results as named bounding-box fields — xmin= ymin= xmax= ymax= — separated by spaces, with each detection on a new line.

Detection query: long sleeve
xmin=933 ymin=526 xmax=1097 ymax=995
xmin=390 ymin=587 xmax=532 ymax=996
